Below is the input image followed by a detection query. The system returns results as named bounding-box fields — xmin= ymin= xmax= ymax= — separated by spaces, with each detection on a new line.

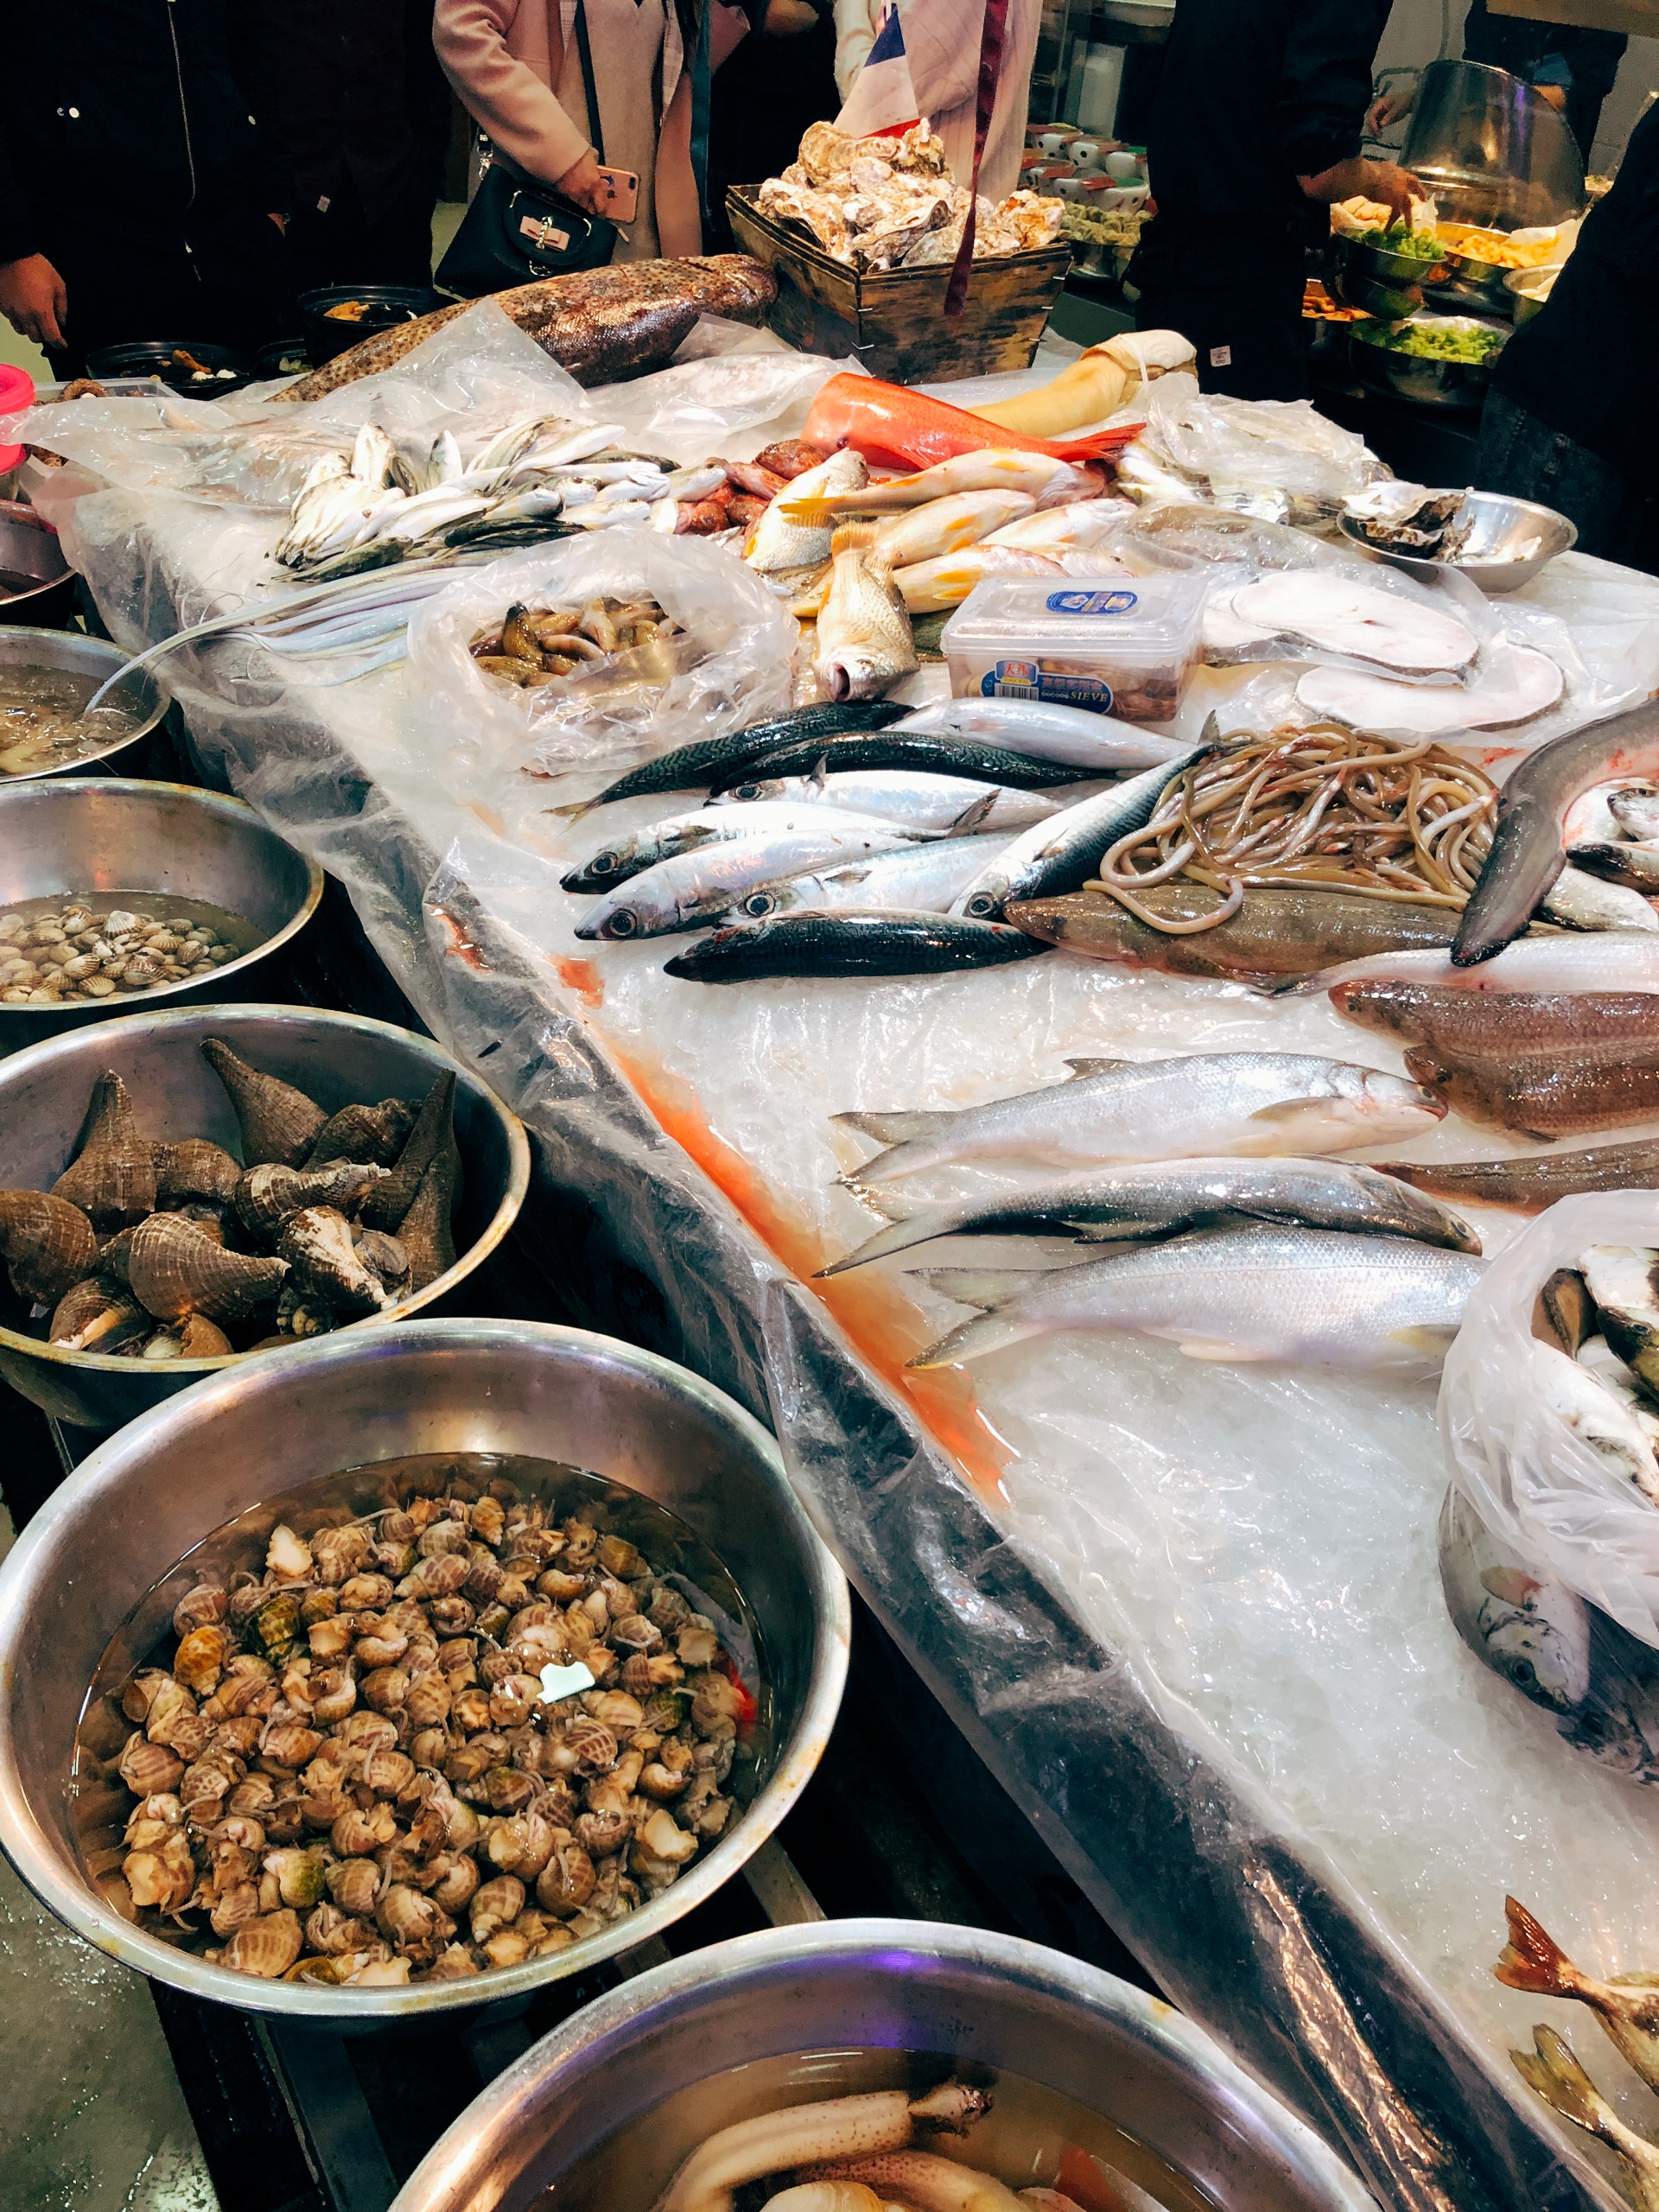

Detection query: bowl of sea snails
xmin=0 ymin=778 xmax=324 ymax=1048
xmin=0 ymin=1001 xmax=529 ymax=1428
xmin=0 ymin=1319 xmax=849 ymax=2019
xmin=385 ymin=1920 xmax=1374 ymax=2212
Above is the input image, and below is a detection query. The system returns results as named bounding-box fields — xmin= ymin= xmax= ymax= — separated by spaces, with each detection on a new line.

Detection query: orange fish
xmin=801 ymin=373 xmax=1141 ymax=471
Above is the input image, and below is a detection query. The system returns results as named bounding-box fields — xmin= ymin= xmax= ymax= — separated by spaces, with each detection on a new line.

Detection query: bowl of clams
xmin=0 ymin=1002 xmax=529 ymax=1428
xmin=0 ymin=1318 xmax=849 ymax=2018
xmin=0 ymin=778 xmax=324 ymax=1048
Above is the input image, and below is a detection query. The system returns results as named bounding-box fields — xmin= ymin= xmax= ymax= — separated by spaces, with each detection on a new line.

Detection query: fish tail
xmin=1496 ymin=1897 xmax=1582 ymax=1998
xmin=1512 ymin=2027 xmax=1623 ymax=2143
xmin=908 ymin=1297 xmax=1043 ymax=1370
xmin=545 ymin=799 xmax=596 ymax=820
xmin=833 ymin=1109 xmax=958 ymax=1144
xmin=817 ymin=1215 xmax=940 ymax=1277
xmin=830 ymin=520 xmax=884 ymax=558
xmin=780 ymin=495 xmax=837 ymax=524
xmin=843 ymin=1181 xmax=938 ymax=1224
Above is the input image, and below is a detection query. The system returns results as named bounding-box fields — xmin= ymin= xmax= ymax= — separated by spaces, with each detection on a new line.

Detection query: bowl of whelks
xmin=0 ymin=1317 xmax=849 ymax=2018
xmin=1341 ymin=486 xmax=1576 ymax=592
xmin=0 ymin=779 xmax=325 ymax=1048
xmin=0 ymin=1002 xmax=529 ymax=1429
xmin=0 ymin=626 xmax=169 ymax=781
xmin=386 ymin=1918 xmax=1375 ymax=2212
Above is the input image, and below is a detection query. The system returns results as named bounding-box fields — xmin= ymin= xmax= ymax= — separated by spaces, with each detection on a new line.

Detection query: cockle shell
xmin=276 ymin=1205 xmax=391 ymax=1314
xmin=126 ymin=1211 xmax=289 ymax=1324
xmin=200 ymin=1039 xmax=327 ymax=1167
xmin=305 ymin=1099 xmax=418 ymax=1170
xmin=359 ymin=1072 xmax=457 ymax=1232
xmin=0 ymin=1190 xmax=99 ymax=1304
xmin=153 ymin=1139 xmax=242 ymax=1208
xmin=234 ymin=1160 xmax=389 ymax=1240
xmin=52 ymin=1071 xmax=157 ymax=1229
xmin=394 ymin=1155 xmax=458 ymax=1294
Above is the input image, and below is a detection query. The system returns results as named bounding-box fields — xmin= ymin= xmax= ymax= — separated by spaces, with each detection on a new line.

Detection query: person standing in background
xmin=1368 ymin=2 xmax=1627 ymax=168
xmin=0 ymin=0 xmax=289 ymax=373
xmin=237 ymin=0 xmax=453 ymax=296
xmin=707 ymin=0 xmax=839 ymax=252
xmin=1128 ymin=0 xmax=1422 ymax=403
xmin=832 ymin=0 xmax=1041 ymax=204
xmin=434 ymin=0 xmax=749 ymax=262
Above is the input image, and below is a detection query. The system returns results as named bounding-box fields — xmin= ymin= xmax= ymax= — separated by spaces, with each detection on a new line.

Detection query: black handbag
xmin=435 ymin=1 xmax=617 ymax=297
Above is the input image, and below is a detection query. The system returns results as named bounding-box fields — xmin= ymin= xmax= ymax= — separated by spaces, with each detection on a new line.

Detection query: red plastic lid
xmin=0 ymin=364 xmax=34 ymax=472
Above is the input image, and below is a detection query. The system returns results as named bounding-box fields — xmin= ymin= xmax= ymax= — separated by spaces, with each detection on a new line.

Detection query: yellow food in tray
xmin=1435 ymin=223 xmax=1560 ymax=270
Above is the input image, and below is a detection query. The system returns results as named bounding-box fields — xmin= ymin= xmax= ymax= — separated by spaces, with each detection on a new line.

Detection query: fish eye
xmin=966 ymin=893 xmax=997 ymax=918
xmin=741 ymin=892 xmax=776 ymax=918
xmin=606 ymin=910 xmax=638 ymax=938
xmin=590 ymin=853 xmax=619 ymax=876
xmin=733 ymin=782 xmax=763 ymax=800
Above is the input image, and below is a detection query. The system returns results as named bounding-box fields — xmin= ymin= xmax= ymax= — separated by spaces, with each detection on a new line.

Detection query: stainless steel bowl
xmin=1421 ymin=246 xmax=1517 ymax=318
xmin=0 ymin=779 xmax=324 ymax=1048
xmin=0 ymin=626 xmax=168 ymax=780
xmin=1327 ymin=232 xmax=1447 ymax=321
xmin=1339 ymin=490 xmax=1576 ymax=593
xmin=0 ymin=502 xmax=75 ymax=629
xmin=390 ymin=1920 xmax=1373 ymax=2212
xmin=0 ymin=1319 xmax=849 ymax=2020
xmin=1506 ymin=263 xmax=1563 ymax=327
xmin=0 ymin=1003 xmax=530 ymax=1427
xmin=1350 ymin=319 xmax=1504 ymax=413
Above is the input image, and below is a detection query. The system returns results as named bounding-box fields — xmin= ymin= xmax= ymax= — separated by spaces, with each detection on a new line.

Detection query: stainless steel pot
xmin=1350 ymin=320 xmax=1503 ymax=415
xmin=0 ymin=779 xmax=324 ymax=1048
xmin=0 ymin=502 xmax=75 ymax=629
xmin=1326 ymin=233 xmax=1447 ymax=321
xmin=390 ymin=1920 xmax=1374 ymax=2212
xmin=0 ymin=1003 xmax=529 ymax=1427
xmin=0 ymin=1319 xmax=849 ymax=2020
xmin=0 ymin=626 xmax=168 ymax=779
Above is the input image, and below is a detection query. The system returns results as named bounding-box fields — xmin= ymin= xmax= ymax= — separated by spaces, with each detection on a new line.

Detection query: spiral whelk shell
xmin=125 ymin=1211 xmax=289 ymax=1324
xmin=305 ymin=1098 xmax=419 ymax=1170
xmin=200 ymin=1039 xmax=328 ymax=1168
xmin=153 ymin=1139 xmax=242 ymax=1209
xmin=52 ymin=1071 xmax=157 ymax=1229
xmin=276 ymin=1205 xmax=391 ymax=1315
xmin=0 ymin=1190 xmax=99 ymax=1304
xmin=397 ymin=1154 xmax=459 ymax=1294
xmin=234 ymin=1159 xmax=389 ymax=1240
xmin=359 ymin=1072 xmax=457 ymax=1233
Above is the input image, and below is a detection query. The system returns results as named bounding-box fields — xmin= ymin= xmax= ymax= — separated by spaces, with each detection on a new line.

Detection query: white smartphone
xmin=594 ymin=166 xmax=639 ymax=224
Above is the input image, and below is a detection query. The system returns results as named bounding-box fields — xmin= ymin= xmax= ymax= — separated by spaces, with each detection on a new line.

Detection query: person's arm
xmin=433 ymin=0 xmax=599 ymax=205
xmin=832 ymin=0 xmax=883 ymax=101
xmin=1281 ymin=0 xmax=1423 ymax=219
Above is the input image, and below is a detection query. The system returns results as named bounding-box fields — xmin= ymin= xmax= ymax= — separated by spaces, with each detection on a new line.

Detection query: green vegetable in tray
xmin=1370 ymin=321 xmax=1507 ymax=364
xmin=1352 ymin=226 xmax=1442 ymax=260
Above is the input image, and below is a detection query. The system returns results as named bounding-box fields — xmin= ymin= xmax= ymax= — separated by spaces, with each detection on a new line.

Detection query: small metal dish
xmin=1350 ymin=317 xmax=1505 ymax=413
xmin=1422 ymin=244 xmax=1517 ymax=317
xmin=1340 ymin=489 xmax=1576 ymax=592
xmin=0 ymin=626 xmax=168 ymax=780
xmin=0 ymin=1318 xmax=849 ymax=2021
xmin=1507 ymin=264 xmax=1564 ymax=327
xmin=0 ymin=1002 xmax=530 ymax=1428
xmin=0 ymin=779 xmax=324 ymax=1048
xmin=387 ymin=1919 xmax=1374 ymax=2212
xmin=0 ymin=503 xmax=74 ymax=629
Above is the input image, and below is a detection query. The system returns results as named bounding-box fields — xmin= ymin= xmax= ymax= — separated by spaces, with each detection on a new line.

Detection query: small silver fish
xmin=908 ymin=1224 xmax=1483 ymax=1370
xmin=897 ymin=696 xmax=1187 ymax=772
xmin=709 ymin=769 xmax=1053 ymax=836
xmin=740 ymin=834 xmax=1014 ymax=920
xmin=815 ymin=523 xmax=918 ymax=702
xmin=562 ymin=800 xmax=916 ymax=894
xmin=1611 ymin=787 xmax=1659 ymax=842
xmin=1541 ymin=863 xmax=1659 ymax=933
xmin=575 ymin=822 xmax=918 ymax=939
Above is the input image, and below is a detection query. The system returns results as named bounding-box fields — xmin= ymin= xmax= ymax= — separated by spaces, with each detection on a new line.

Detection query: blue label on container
xmin=1045 ymin=588 xmax=1139 ymax=616
xmin=981 ymin=662 xmax=1113 ymax=711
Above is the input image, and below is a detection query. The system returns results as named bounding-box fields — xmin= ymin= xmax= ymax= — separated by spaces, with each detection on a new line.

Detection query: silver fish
xmin=709 ymin=769 xmax=1055 ymax=836
xmin=747 ymin=449 xmax=868 ymax=572
xmin=1569 ymin=841 xmax=1659 ymax=893
xmin=897 ymin=696 xmax=1188 ymax=772
xmin=562 ymin=801 xmax=918 ymax=894
xmin=908 ymin=1224 xmax=1484 ymax=1370
xmin=1440 ymin=1488 xmax=1592 ymax=1713
xmin=835 ymin=1052 xmax=1446 ymax=1182
xmin=740 ymin=834 xmax=1015 ymax=919
xmin=1537 ymin=1342 xmax=1659 ymax=1499
xmin=349 ymin=422 xmax=397 ymax=486
xmin=816 ymin=524 xmax=918 ymax=702
xmin=949 ymin=737 xmax=1213 ymax=919
xmin=820 ymin=1155 xmax=1480 ymax=1274
xmin=1295 ymin=936 xmax=1659 ymax=997
xmin=560 ymin=499 xmax=653 ymax=530
xmin=575 ymin=823 xmax=918 ymax=939
xmin=1611 ymin=787 xmax=1659 ymax=842
xmin=1540 ymin=864 xmax=1659 ymax=934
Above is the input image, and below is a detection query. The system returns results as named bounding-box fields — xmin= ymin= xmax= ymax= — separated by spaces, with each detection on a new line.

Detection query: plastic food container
xmin=942 ymin=574 xmax=1205 ymax=723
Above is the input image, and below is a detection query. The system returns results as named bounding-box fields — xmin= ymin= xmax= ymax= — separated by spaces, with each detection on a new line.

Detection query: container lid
xmin=942 ymin=573 xmax=1206 ymax=665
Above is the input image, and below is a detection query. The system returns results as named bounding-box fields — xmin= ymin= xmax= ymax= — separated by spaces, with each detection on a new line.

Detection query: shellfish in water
xmin=201 ymin=1039 xmax=328 ymax=1167
xmin=52 ymin=1071 xmax=157 ymax=1229
xmin=0 ymin=1189 xmax=99 ymax=1303
xmin=0 ymin=894 xmax=255 ymax=1004
xmin=125 ymin=1211 xmax=289 ymax=1324
xmin=276 ymin=1205 xmax=392 ymax=1314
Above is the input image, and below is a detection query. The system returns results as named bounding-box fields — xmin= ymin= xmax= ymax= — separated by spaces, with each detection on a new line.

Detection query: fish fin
xmin=908 ymin=1306 xmax=1039 ymax=1369
xmin=545 ymin=798 xmax=597 ymax=820
xmin=950 ymin=791 xmax=998 ymax=836
xmin=1495 ymin=1898 xmax=1580 ymax=1998
xmin=913 ymin=1267 xmax=1047 ymax=1310
xmin=831 ymin=520 xmax=882 ymax=556
xmin=810 ymin=756 xmax=830 ymax=797
xmin=1611 ymin=1972 xmax=1659 ymax=1991
xmin=843 ymin=1181 xmax=938 ymax=1224
xmin=1067 ymin=1215 xmax=1180 ymax=1242
xmin=1177 ymin=1338 xmax=1274 ymax=1362
xmin=1064 ymin=1057 xmax=1127 ymax=1078
xmin=1389 ymin=1324 xmax=1460 ymax=1357
xmin=779 ymin=494 xmax=836 ymax=524
xmin=1480 ymin=1567 xmax=1542 ymax=1605
xmin=833 ymin=1109 xmax=959 ymax=1143
xmin=1511 ymin=2027 xmax=1621 ymax=2143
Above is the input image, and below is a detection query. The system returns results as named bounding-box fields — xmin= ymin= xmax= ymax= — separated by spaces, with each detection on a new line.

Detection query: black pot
xmin=254 ymin=336 xmax=313 ymax=382
xmin=296 ymin=284 xmax=441 ymax=365
xmin=83 ymin=339 xmax=258 ymax=397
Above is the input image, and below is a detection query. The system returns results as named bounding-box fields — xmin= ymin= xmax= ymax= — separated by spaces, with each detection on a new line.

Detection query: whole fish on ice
xmin=575 ymin=822 xmax=918 ymax=938
xmin=870 ymin=492 xmax=1038 ymax=569
xmin=746 ymin=449 xmax=868 ymax=571
xmin=897 ymin=696 xmax=1188 ymax=772
xmin=815 ymin=522 xmax=918 ymax=701
xmin=738 ymin=834 xmax=1014 ymax=918
xmin=708 ymin=768 xmax=1060 ymax=836
xmin=561 ymin=801 xmax=928 ymax=894
xmin=780 ymin=450 xmax=1099 ymax=520
xmin=663 ymin=909 xmax=1045 ymax=982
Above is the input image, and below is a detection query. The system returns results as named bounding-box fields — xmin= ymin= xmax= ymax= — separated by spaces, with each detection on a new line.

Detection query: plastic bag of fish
xmin=1118 ymin=370 xmax=1386 ymax=525
xmin=1439 ymin=1190 xmax=1659 ymax=1783
xmin=407 ymin=530 xmax=796 ymax=772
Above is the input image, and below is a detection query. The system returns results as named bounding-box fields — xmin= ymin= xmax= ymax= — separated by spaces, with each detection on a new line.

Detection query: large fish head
xmin=574 ymin=880 xmax=677 ymax=941
xmin=821 ymin=647 xmax=897 ymax=703
xmin=1243 ymin=1065 xmax=1446 ymax=1153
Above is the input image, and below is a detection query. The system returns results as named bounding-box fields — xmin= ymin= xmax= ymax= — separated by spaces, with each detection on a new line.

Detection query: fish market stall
xmin=10 ymin=264 xmax=1659 ymax=2212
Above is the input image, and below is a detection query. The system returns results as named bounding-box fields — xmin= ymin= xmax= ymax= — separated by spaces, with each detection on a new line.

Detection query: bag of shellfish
xmin=1438 ymin=1192 xmax=1659 ymax=1784
xmin=407 ymin=527 xmax=797 ymax=779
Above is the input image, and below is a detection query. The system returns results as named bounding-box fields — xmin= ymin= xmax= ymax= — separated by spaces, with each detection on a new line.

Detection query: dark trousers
xmin=1475 ymin=386 xmax=1657 ymax=574
xmin=1131 ymin=247 xmax=1309 ymax=402
xmin=284 ymin=168 xmax=437 ymax=298
xmin=41 ymin=211 xmax=291 ymax=379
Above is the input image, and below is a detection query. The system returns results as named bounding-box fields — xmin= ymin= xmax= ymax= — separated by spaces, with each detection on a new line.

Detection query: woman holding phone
xmin=434 ymin=0 xmax=749 ymax=261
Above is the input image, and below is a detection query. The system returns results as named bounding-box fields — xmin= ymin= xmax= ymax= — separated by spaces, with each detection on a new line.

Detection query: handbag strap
xmin=573 ymin=0 xmax=606 ymax=167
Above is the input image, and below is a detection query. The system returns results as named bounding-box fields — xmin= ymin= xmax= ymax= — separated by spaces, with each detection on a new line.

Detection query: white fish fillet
xmin=1230 ymin=572 xmax=1478 ymax=673
xmin=1298 ymin=935 xmax=1659 ymax=995
xmin=1295 ymin=644 xmax=1564 ymax=733
xmin=910 ymin=1225 xmax=1483 ymax=1370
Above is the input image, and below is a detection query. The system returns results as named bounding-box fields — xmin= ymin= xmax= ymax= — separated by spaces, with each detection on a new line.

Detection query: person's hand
xmin=1357 ymin=158 xmax=1427 ymax=224
xmin=556 ymin=150 xmax=611 ymax=216
xmin=0 ymin=253 xmax=67 ymax=349
xmin=1368 ymin=85 xmax=1416 ymax=135
xmin=268 ymin=212 xmax=288 ymax=233
xmin=762 ymin=0 xmax=819 ymax=30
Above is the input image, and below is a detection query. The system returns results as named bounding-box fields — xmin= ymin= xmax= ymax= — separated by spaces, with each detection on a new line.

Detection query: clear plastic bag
xmin=404 ymin=525 xmax=797 ymax=776
xmin=1132 ymin=370 xmax=1386 ymax=521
